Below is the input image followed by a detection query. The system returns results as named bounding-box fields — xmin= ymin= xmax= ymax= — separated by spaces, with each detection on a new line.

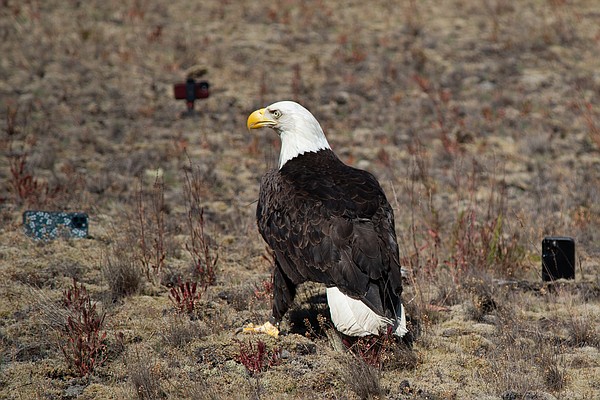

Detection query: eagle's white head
xmin=247 ymin=101 xmax=331 ymax=169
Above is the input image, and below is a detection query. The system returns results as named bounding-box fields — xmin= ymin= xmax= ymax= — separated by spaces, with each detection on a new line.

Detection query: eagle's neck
xmin=279 ymin=126 xmax=331 ymax=169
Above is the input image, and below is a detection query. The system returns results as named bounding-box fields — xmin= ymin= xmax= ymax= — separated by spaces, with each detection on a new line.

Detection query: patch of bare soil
xmin=1 ymin=1 xmax=599 ymax=399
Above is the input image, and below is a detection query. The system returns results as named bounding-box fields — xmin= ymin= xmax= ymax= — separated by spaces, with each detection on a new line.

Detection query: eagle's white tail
xmin=394 ymin=302 xmax=408 ymax=337
xmin=326 ymin=287 xmax=407 ymax=337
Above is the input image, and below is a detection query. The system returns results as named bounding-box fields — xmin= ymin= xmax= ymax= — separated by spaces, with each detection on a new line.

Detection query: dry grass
xmin=102 ymin=246 xmax=143 ymax=301
xmin=341 ymin=355 xmax=385 ymax=399
xmin=127 ymin=348 xmax=167 ymax=400
xmin=1 ymin=0 xmax=600 ymax=398
xmin=159 ymin=314 xmax=209 ymax=348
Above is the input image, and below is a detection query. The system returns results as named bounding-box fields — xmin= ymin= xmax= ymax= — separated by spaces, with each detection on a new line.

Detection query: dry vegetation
xmin=1 ymin=0 xmax=600 ymax=399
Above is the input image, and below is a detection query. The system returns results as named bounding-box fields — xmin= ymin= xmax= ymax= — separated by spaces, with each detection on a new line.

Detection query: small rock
xmin=520 ymin=70 xmax=553 ymax=90
xmin=64 ymin=385 xmax=85 ymax=398
xmin=478 ymin=81 xmax=495 ymax=91
xmin=501 ymin=390 xmax=518 ymax=400
xmin=399 ymin=379 xmax=412 ymax=394
xmin=280 ymin=349 xmax=291 ymax=359
xmin=295 ymin=342 xmax=316 ymax=355
xmin=442 ymin=328 xmax=460 ymax=337
xmin=334 ymin=91 xmax=350 ymax=105
xmin=524 ymin=391 xmax=558 ymax=400
xmin=356 ymin=159 xmax=371 ymax=171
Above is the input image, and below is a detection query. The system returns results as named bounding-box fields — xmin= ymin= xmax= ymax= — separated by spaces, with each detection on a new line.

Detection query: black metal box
xmin=542 ymin=237 xmax=575 ymax=281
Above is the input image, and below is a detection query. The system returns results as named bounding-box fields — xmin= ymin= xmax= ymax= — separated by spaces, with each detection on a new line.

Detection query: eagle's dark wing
xmin=256 ymin=150 xmax=402 ymax=321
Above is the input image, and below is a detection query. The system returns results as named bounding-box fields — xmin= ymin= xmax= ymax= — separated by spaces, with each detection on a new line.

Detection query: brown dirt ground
xmin=1 ymin=1 xmax=599 ymax=399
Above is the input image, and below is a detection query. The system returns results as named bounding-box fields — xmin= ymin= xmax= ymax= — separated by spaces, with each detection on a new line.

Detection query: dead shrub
xmin=344 ymin=335 xmax=388 ymax=368
xmin=135 ymin=175 xmax=168 ymax=283
xmin=59 ymin=279 xmax=108 ymax=377
xmin=183 ymin=157 xmax=218 ymax=290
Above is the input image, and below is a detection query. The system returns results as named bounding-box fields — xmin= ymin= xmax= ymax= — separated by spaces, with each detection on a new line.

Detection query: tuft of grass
xmin=233 ymin=338 xmax=282 ymax=400
xmin=341 ymin=354 xmax=385 ymax=399
xmin=538 ymin=352 xmax=568 ymax=392
xmin=127 ymin=349 xmax=166 ymax=400
xmin=253 ymin=278 xmax=274 ymax=303
xmin=565 ymin=314 xmax=599 ymax=348
xmin=186 ymin=377 xmax=222 ymax=400
xmin=102 ymin=247 xmax=143 ymax=302
xmin=160 ymin=314 xmax=208 ymax=348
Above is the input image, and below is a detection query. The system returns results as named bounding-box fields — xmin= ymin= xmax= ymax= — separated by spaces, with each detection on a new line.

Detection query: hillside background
xmin=1 ymin=1 xmax=599 ymax=399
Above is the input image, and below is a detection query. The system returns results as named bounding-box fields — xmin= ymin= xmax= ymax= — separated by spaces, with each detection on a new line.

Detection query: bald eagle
xmin=247 ymin=101 xmax=407 ymax=338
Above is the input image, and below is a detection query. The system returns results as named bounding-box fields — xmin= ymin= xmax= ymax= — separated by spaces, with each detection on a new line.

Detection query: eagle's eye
xmin=271 ymin=109 xmax=282 ymax=119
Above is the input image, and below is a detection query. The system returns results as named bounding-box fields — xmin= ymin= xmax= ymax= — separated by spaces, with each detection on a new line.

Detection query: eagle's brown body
xmin=256 ymin=149 xmax=403 ymax=325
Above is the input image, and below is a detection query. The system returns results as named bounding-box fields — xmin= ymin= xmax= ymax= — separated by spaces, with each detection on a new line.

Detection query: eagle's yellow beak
xmin=247 ymin=108 xmax=275 ymax=130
